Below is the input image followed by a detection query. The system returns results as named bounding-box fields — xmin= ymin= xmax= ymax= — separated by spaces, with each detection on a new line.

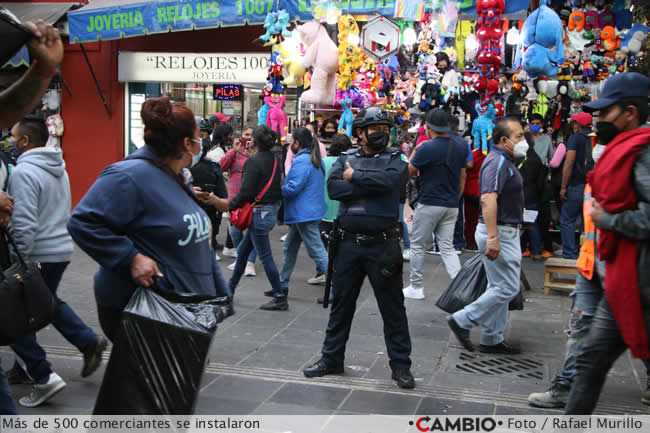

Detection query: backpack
xmin=574 ymin=132 xmax=594 ymax=179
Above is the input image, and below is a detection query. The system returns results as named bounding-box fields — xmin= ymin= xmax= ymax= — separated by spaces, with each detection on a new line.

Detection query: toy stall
xmin=254 ymin=0 xmax=648 ymax=150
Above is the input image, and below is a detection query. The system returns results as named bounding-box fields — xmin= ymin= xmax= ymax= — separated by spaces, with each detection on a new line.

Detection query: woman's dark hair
xmin=329 ymin=134 xmax=351 ymax=156
xmin=213 ymin=123 xmax=234 ymax=150
xmin=293 ymin=127 xmax=323 ymax=169
xmin=252 ymin=125 xmax=277 ymax=152
xmin=141 ymin=97 xmax=196 ymax=158
xmin=319 ymin=118 xmax=337 ymax=137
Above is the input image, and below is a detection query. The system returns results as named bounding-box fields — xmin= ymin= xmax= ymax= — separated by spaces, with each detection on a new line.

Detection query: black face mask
xmin=366 ymin=131 xmax=390 ymax=151
xmin=321 ymin=131 xmax=335 ymax=139
xmin=595 ymin=121 xmax=621 ymax=145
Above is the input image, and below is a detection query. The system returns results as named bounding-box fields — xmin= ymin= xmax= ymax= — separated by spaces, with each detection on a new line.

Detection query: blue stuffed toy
xmin=472 ymin=103 xmax=496 ymax=152
xmin=273 ymin=10 xmax=292 ymax=39
xmin=338 ymin=99 xmax=355 ymax=137
xmin=514 ymin=0 xmax=565 ymax=79
xmin=258 ymin=102 xmax=270 ymax=126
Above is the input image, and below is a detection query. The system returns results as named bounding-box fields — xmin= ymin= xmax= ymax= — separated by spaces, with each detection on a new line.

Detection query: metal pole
xmin=79 ymin=43 xmax=111 ymax=118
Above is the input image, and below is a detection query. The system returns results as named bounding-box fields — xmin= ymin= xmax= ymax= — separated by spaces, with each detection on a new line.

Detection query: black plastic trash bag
xmin=436 ymin=255 xmax=525 ymax=313
xmin=436 ymin=255 xmax=487 ymax=314
xmin=93 ymin=287 xmax=228 ymax=415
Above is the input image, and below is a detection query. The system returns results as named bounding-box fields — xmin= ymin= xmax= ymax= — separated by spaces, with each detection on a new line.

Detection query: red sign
xmin=213 ymin=84 xmax=242 ymax=100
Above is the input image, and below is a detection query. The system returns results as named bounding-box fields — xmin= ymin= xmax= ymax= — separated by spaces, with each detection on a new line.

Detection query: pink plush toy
xmin=265 ymin=95 xmax=288 ymax=142
xmin=297 ymin=22 xmax=339 ymax=105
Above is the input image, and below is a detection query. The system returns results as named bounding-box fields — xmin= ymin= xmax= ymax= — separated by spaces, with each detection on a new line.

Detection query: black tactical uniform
xmin=303 ymin=107 xmax=415 ymax=389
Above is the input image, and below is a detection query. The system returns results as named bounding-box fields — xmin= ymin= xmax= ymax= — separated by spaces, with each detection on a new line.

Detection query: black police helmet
xmin=198 ymin=118 xmax=211 ymax=132
xmin=352 ymin=106 xmax=394 ymax=138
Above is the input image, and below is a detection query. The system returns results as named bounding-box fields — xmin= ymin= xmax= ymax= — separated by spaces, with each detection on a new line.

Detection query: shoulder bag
xmin=0 ymin=228 xmax=57 ymax=344
xmin=231 ymin=156 xmax=277 ymax=231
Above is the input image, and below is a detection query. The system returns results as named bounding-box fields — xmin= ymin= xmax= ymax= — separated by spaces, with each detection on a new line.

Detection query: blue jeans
xmin=555 ymin=272 xmax=603 ymax=387
xmin=11 ymin=262 xmax=97 ymax=382
xmin=280 ymin=221 xmax=329 ymax=291
xmin=229 ymin=222 xmax=257 ymax=263
xmin=399 ymin=203 xmax=410 ymax=249
xmin=0 ymin=361 xmax=17 ymax=414
xmin=560 ymin=184 xmax=584 ymax=259
xmin=229 ymin=205 xmax=282 ymax=297
xmin=453 ymin=224 xmax=521 ymax=346
xmin=453 ymin=197 xmax=464 ymax=249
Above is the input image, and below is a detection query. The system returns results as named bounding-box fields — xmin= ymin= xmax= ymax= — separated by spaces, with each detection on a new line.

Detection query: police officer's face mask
xmin=366 ymin=129 xmax=390 ymax=151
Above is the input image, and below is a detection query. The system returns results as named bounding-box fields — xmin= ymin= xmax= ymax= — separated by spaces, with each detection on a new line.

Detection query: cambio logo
xmin=409 ymin=417 xmax=498 ymax=432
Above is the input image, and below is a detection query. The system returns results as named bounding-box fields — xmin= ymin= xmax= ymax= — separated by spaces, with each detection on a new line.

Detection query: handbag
xmin=231 ymin=155 xmax=277 ymax=231
xmin=0 ymin=228 xmax=57 ymax=343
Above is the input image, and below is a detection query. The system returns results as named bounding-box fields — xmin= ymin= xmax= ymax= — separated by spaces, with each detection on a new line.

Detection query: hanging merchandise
xmin=297 ymin=21 xmax=339 ymax=105
xmin=338 ymin=98 xmax=355 ymax=137
xmin=472 ymin=102 xmax=496 ymax=152
xmin=620 ymin=23 xmax=649 ymax=56
xmin=258 ymin=9 xmax=292 ymax=44
xmin=337 ymin=15 xmax=363 ymax=90
xmin=268 ymin=52 xmax=284 ymax=95
xmin=361 ymin=16 xmax=402 ymax=62
xmin=258 ymin=97 xmax=270 ymax=126
xmin=271 ymin=33 xmax=307 ymax=87
xmin=474 ymin=0 xmax=505 ymax=111
xmin=45 ymin=114 xmax=64 ymax=148
xmin=514 ymin=0 xmax=565 ymax=80
xmin=265 ymin=94 xmax=288 ymax=142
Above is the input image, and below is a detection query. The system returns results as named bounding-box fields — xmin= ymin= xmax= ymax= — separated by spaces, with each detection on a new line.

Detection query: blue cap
xmin=583 ymin=72 xmax=650 ymax=112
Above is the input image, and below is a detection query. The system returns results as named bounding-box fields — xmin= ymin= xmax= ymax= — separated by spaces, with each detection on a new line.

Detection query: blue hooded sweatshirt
xmin=67 ymin=146 xmax=230 ymax=310
xmin=281 ymin=149 xmax=327 ymax=225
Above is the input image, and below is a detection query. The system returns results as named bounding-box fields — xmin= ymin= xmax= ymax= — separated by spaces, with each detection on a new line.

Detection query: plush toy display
xmin=45 ymin=114 xmax=64 ymax=148
xmin=472 ymin=102 xmax=496 ymax=152
xmin=568 ymin=11 xmax=585 ymax=32
xmin=268 ymin=52 xmax=284 ymax=95
xmin=515 ymin=0 xmax=565 ymax=79
xmin=338 ymin=98 xmax=355 ymax=137
xmin=259 ymin=10 xmax=292 ymax=43
xmin=265 ymin=95 xmax=288 ymax=142
xmin=338 ymin=14 xmax=359 ymax=43
xmin=601 ymin=26 xmax=619 ymax=52
xmin=599 ymin=10 xmax=615 ymax=28
xmin=584 ymin=11 xmax=600 ymax=31
xmin=297 ymin=22 xmax=339 ymax=105
xmin=257 ymin=100 xmax=270 ymax=126
xmin=337 ymin=42 xmax=364 ymax=90
xmin=620 ymin=23 xmax=649 ymax=56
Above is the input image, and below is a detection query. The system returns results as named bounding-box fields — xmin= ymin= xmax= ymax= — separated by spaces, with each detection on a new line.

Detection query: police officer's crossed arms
xmin=303 ymin=107 xmax=416 ymax=390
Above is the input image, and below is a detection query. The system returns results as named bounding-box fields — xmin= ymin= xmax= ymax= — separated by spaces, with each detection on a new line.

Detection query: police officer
xmin=303 ymin=107 xmax=415 ymax=389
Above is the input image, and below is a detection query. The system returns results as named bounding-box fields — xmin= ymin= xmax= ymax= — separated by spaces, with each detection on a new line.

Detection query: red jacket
xmin=588 ymin=128 xmax=650 ymax=359
xmin=465 ymin=149 xmax=486 ymax=198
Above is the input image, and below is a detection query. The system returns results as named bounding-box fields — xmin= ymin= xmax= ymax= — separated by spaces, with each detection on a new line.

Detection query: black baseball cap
xmin=426 ymin=109 xmax=451 ymax=134
xmin=583 ymin=72 xmax=650 ymax=112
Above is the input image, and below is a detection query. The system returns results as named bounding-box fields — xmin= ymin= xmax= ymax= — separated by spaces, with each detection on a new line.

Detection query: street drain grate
xmin=455 ymin=352 xmax=545 ymax=380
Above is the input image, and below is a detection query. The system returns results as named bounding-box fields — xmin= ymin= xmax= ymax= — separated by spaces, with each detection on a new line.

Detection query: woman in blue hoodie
xmin=67 ymin=97 xmax=230 ymax=342
xmin=272 ymin=127 xmax=328 ymax=310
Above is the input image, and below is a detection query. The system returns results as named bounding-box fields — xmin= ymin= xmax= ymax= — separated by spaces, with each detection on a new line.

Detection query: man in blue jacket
xmin=264 ymin=128 xmax=328 ymax=311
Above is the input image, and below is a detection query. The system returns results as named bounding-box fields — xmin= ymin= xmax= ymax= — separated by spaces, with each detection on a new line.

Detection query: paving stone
xmin=238 ymin=343 xmax=321 ymax=372
xmin=269 ymin=383 xmax=350 ymax=410
xmin=340 ymin=390 xmax=421 ymax=415
xmin=201 ymin=375 xmax=283 ymax=402
xmin=416 ymin=397 xmax=495 ymax=415
xmin=195 ymin=396 xmax=261 ymax=415
xmin=253 ymin=402 xmax=333 ymax=415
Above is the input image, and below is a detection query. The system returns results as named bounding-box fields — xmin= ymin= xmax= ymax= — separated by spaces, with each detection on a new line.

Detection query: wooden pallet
xmin=544 ymin=258 xmax=578 ymax=295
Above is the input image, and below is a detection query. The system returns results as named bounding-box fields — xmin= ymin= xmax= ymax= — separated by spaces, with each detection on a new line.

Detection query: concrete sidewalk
xmin=2 ymin=227 xmax=649 ymax=416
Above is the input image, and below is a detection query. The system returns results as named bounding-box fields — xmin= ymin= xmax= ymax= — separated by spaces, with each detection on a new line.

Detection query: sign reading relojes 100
xmin=118 ymin=52 xmax=270 ymax=84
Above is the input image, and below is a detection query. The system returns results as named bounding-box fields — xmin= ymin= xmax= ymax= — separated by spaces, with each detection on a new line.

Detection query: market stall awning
xmin=68 ymin=0 xmax=396 ymax=43
xmin=0 ymin=2 xmax=78 ymax=68
xmin=0 ymin=2 xmax=78 ymax=24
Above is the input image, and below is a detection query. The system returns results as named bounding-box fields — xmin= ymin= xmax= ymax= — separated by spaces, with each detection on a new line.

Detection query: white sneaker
xmin=280 ymin=234 xmax=287 ymax=242
xmin=227 ymin=262 xmax=236 ymax=271
xmin=307 ymin=273 xmax=326 ymax=285
xmin=244 ymin=262 xmax=257 ymax=276
xmin=19 ymin=373 xmax=66 ymax=408
xmin=402 ymin=249 xmax=411 ymax=262
xmin=222 ymin=247 xmax=237 ymax=258
xmin=215 ymin=252 xmax=221 ymax=261
xmin=403 ymin=286 xmax=425 ymax=300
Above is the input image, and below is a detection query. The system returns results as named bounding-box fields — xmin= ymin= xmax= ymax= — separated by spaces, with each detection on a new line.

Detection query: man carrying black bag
xmin=448 ymin=118 xmax=526 ymax=355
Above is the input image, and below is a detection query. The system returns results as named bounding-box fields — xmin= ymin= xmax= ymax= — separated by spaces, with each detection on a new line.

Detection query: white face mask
xmin=592 ymin=144 xmax=606 ymax=162
xmin=507 ymin=137 xmax=529 ymax=159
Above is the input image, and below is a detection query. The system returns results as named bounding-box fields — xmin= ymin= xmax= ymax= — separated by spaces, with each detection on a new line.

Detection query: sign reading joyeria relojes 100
xmin=118 ymin=51 xmax=269 ymax=84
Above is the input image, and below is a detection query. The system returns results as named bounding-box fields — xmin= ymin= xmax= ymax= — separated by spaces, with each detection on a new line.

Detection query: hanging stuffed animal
xmin=338 ymin=98 xmax=355 ymax=137
xmin=514 ymin=0 xmax=565 ymax=79
xmin=472 ymin=102 xmax=496 ymax=152
xmin=45 ymin=114 xmax=64 ymax=148
xmin=337 ymin=42 xmax=363 ymax=90
xmin=268 ymin=35 xmax=307 ymax=87
xmin=267 ymin=52 xmax=284 ymax=95
xmin=338 ymin=14 xmax=359 ymax=44
xmin=601 ymin=26 xmax=619 ymax=53
xmin=583 ymin=11 xmax=600 ymax=31
xmin=258 ymin=10 xmax=292 ymax=44
xmin=620 ymin=23 xmax=649 ymax=56
xmin=297 ymin=22 xmax=339 ymax=105
xmin=568 ymin=10 xmax=585 ymax=32
xmin=265 ymin=95 xmax=288 ymax=142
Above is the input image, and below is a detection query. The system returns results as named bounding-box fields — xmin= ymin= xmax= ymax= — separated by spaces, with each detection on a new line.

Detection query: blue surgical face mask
xmin=529 ymin=124 xmax=541 ymax=134
xmin=190 ymin=139 xmax=202 ymax=168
